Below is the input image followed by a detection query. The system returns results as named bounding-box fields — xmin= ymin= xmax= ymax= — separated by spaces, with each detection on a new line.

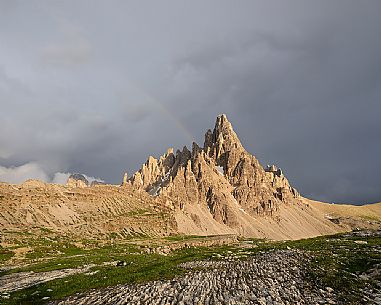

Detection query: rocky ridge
xmin=127 ymin=115 xmax=311 ymax=235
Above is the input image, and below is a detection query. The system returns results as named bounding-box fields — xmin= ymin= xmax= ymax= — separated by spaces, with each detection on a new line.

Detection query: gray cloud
xmin=0 ymin=1 xmax=380 ymax=204
xmin=0 ymin=162 xmax=49 ymax=183
xmin=40 ymin=26 xmax=92 ymax=67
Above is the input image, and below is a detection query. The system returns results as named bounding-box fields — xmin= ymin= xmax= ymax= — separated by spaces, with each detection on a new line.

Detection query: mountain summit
xmin=127 ymin=114 xmax=321 ymax=237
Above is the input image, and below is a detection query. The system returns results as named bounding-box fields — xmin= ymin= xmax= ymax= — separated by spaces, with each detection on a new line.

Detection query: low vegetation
xmin=0 ymin=231 xmax=380 ymax=304
xmin=0 ymin=248 xmax=14 ymax=264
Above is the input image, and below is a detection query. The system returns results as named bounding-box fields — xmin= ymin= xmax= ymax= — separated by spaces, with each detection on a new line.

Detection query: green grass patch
xmin=0 ymin=249 xmax=14 ymax=263
xmin=3 ymin=243 xmax=140 ymax=276
xmin=282 ymin=233 xmax=381 ymax=304
xmin=359 ymin=214 xmax=380 ymax=222
xmin=164 ymin=234 xmax=211 ymax=241
xmin=2 ymin=245 xmax=234 ymax=305
xmin=126 ymin=208 xmax=150 ymax=217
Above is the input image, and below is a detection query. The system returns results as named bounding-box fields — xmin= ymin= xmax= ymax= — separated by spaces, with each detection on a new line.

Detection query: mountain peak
xmin=215 ymin=113 xmax=230 ymax=128
xmin=214 ymin=113 xmax=234 ymax=132
xmin=204 ymin=114 xmax=244 ymax=160
xmin=128 ymin=113 xmax=301 ymax=234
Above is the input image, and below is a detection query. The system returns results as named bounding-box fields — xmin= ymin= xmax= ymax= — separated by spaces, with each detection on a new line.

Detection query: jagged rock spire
xmin=204 ymin=114 xmax=245 ymax=161
xmin=128 ymin=113 xmax=299 ymax=227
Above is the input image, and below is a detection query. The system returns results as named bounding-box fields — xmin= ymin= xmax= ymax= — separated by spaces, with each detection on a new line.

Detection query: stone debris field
xmin=51 ymin=250 xmax=338 ymax=305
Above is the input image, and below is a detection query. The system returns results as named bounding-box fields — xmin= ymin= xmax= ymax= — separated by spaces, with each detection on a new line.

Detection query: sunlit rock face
xmin=129 ymin=114 xmax=300 ymax=228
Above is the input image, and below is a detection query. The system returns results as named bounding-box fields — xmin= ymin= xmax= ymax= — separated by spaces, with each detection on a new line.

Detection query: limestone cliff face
xmin=204 ymin=115 xmax=299 ymax=216
xmin=128 ymin=114 xmax=300 ymax=229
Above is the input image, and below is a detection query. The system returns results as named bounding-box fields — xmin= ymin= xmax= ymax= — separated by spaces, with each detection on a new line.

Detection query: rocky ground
xmin=2 ymin=231 xmax=380 ymax=304
xmin=0 ymin=262 xmax=112 ymax=294
xmin=51 ymin=250 xmax=337 ymax=305
xmin=0 ymin=268 xmax=87 ymax=294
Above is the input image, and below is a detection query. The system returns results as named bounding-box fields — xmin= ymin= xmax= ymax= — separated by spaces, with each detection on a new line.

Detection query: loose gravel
xmin=51 ymin=250 xmax=338 ymax=305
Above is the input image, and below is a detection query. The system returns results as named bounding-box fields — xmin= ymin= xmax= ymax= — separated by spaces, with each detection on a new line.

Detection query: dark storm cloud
xmin=0 ymin=1 xmax=380 ymax=204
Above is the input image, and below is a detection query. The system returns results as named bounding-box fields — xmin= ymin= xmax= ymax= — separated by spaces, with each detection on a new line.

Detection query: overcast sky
xmin=0 ymin=1 xmax=380 ymax=204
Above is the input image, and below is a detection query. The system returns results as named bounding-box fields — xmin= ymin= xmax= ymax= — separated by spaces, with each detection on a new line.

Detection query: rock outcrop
xmin=128 ymin=114 xmax=302 ymax=233
xmin=66 ymin=174 xmax=89 ymax=188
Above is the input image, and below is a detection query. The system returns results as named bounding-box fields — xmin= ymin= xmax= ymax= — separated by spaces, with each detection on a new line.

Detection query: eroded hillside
xmin=0 ymin=180 xmax=176 ymax=241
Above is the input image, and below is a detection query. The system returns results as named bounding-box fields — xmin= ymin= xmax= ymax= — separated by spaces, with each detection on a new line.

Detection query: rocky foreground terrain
xmin=51 ymin=250 xmax=332 ymax=305
xmin=0 ymin=230 xmax=380 ymax=304
xmin=51 ymin=245 xmax=381 ymax=305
